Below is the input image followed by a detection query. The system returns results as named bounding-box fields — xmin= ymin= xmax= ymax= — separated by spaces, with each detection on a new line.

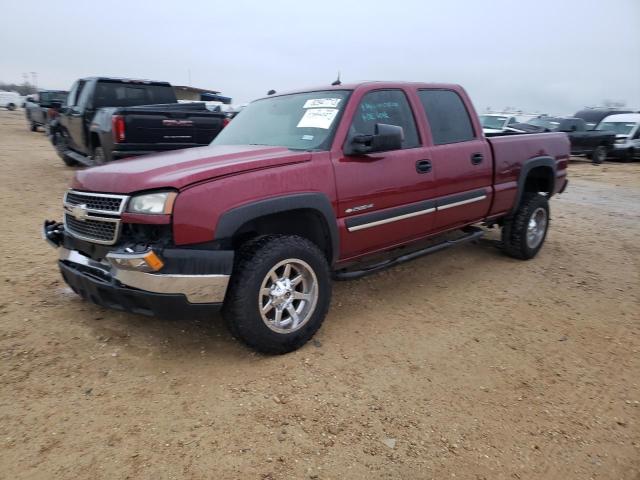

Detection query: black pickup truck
xmin=50 ymin=77 xmax=228 ymax=166
xmin=25 ymin=90 xmax=68 ymax=132
xmin=525 ymin=117 xmax=615 ymax=164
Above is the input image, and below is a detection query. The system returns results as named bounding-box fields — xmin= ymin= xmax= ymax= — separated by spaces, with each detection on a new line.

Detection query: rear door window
xmin=349 ymin=90 xmax=420 ymax=149
xmin=93 ymin=82 xmax=176 ymax=108
xmin=417 ymin=90 xmax=475 ymax=145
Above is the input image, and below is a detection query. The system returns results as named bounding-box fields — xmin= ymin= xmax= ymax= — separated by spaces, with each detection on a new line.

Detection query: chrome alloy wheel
xmin=259 ymin=259 xmax=318 ymax=333
xmin=526 ymin=207 xmax=548 ymax=249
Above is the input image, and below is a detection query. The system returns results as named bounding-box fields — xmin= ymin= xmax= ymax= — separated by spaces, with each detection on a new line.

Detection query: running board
xmin=334 ymin=227 xmax=485 ymax=280
xmin=65 ymin=149 xmax=94 ymax=167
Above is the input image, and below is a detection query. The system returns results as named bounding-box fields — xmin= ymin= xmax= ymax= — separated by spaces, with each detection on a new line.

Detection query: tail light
xmin=222 ymin=117 xmax=231 ymax=128
xmin=112 ymin=115 xmax=126 ymax=143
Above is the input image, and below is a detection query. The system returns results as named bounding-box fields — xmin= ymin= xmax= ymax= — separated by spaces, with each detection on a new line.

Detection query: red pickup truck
xmin=44 ymin=81 xmax=569 ymax=354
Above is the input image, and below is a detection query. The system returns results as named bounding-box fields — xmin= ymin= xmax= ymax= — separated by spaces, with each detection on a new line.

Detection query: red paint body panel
xmin=67 ymin=81 xmax=570 ymax=265
xmin=71 ymin=145 xmax=311 ymax=193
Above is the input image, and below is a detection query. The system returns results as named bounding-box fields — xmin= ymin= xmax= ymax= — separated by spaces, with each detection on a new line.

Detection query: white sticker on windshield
xmin=297 ymin=108 xmax=339 ymax=129
xmin=303 ymin=98 xmax=341 ymax=109
xmin=302 ymin=135 xmax=314 ymax=140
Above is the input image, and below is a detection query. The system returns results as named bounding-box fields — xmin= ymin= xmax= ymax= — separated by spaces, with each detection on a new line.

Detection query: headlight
xmin=127 ymin=191 xmax=177 ymax=215
xmin=615 ymin=138 xmax=626 ymax=144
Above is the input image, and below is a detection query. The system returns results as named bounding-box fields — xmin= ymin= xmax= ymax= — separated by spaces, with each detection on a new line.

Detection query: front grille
xmin=63 ymin=190 xmax=129 ymax=245
xmin=64 ymin=214 xmax=120 ymax=245
xmin=64 ymin=191 xmax=128 ymax=214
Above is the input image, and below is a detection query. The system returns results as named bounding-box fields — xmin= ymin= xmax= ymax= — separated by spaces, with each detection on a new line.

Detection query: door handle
xmin=415 ymin=159 xmax=432 ymax=173
xmin=471 ymin=153 xmax=484 ymax=165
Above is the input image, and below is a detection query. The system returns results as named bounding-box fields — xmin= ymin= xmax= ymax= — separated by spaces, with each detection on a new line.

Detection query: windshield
xmin=479 ymin=115 xmax=508 ymax=129
xmin=527 ymin=118 xmax=561 ymax=130
xmin=93 ymin=81 xmax=176 ymax=108
xmin=596 ymin=121 xmax=636 ymax=135
xmin=212 ymin=90 xmax=351 ymax=151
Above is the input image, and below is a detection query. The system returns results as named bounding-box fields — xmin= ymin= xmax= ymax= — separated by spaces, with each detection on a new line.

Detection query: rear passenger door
xmin=416 ymin=89 xmax=492 ymax=231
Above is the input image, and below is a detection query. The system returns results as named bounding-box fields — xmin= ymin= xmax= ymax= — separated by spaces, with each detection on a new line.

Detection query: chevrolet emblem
xmin=72 ymin=204 xmax=89 ymax=221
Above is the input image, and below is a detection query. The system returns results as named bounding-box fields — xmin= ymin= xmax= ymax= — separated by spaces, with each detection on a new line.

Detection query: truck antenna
xmin=331 ymin=72 xmax=341 ymax=86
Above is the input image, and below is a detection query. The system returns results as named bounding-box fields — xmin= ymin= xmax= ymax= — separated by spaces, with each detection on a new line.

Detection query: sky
xmin=1 ymin=0 xmax=639 ymax=115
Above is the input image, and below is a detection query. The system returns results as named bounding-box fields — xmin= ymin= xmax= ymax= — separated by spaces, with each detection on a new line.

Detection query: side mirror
xmin=349 ymin=123 xmax=404 ymax=155
xmin=26 ymin=97 xmax=35 ymax=103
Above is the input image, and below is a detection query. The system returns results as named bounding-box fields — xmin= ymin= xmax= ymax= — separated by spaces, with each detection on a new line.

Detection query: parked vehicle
xmin=44 ymin=81 xmax=569 ymax=354
xmin=574 ymin=108 xmax=633 ymax=130
xmin=524 ymin=117 xmax=615 ymax=164
xmin=50 ymin=77 xmax=228 ymax=167
xmin=25 ymin=90 xmax=68 ymax=132
xmin=479 ymin=113 xmax=519 ymax=134
xmin=0 ymin=91 xmax=23 ymax=111
xmin=596 ymin=113 xmax=640 ymax=161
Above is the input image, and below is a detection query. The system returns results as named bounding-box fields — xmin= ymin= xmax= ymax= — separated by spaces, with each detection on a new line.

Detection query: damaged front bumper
xmin=43 ymin=220 xmax=231 ymax=317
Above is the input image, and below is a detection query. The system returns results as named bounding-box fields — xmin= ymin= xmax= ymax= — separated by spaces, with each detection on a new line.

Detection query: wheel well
xmin=230 ymin=209 xmax=333 ymax=262
xmin=523 ymin=166 xmax=554 ymax=195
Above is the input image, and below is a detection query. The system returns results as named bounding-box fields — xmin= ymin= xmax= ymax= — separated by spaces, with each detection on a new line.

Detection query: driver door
xmin=333 ymin=89 xmax=436 ymax=260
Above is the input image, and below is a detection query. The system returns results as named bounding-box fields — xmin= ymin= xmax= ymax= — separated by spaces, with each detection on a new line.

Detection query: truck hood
xmin=72 ymin=145 xmax=312 ymax=193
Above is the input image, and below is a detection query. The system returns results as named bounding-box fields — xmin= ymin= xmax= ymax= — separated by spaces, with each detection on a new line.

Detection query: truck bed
xmin=487 ymin=132 xmax=570 ymax=215
xmin=96 ymin=102 xmax=226 ymax=146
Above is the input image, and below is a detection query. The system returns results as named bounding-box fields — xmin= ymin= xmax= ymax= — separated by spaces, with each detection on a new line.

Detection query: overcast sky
xmin=2 ymin=0 xmax=639 ymax=115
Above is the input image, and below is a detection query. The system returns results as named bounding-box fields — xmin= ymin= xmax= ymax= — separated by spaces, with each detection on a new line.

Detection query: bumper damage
xmin=44 ymin=220 xmax=231 ymax=317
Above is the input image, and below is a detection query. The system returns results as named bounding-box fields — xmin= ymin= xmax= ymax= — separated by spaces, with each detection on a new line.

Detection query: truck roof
xmin=261 ymin=81 xmax=465 ymax=100
xmin=601 ymin=113 xmax=640 ymax=123
xmin=80 ymin=76 xmax=172 ymax=86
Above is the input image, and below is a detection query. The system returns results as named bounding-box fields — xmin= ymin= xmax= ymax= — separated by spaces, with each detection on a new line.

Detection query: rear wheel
xmin=6 ymin=103 xmax=16 ymax=111
xmin=223 ymin=235 xmax=331 ymax=354
xmin=590 ymin=145 xmax=607 ymax=164
xmin=501 ymin=193 xmax=550 ymax=260
xmin=30 ymin=121 xmax=38 ymax=132
xmin=92 ymin=146 xmax=109 ymax=165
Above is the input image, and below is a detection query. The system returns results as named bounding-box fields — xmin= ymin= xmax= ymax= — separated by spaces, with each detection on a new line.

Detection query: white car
xmin=596 ymin=113 xmax=640 ymax=162
xmin=479 ymin=113 xmax=519 ymax=134
xmin=0 ymin=91 xmax=23 ymax=111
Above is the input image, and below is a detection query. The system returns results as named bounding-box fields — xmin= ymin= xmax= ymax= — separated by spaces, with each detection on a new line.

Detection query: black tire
xmin=53 ymin=132 xmax=78 ymax=167
xmin=222 ymin=235 xmax=332 ymax=354
xmin=92 ymin=145 xmax=110 ymax=165
xmin=30 ymin=121 xmax=38 ymax=132
xmin=620 ymin=148 xmax=634 ymax=163
xmin=501 ymin=193 xmax=550 ymax=260
xmin=589 ymin=145 xmax=607 ymax=164
xmin=7 ymin=103 xmax=16 ymax=111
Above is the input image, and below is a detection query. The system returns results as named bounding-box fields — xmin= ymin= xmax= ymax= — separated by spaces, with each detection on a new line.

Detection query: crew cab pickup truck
xmin=49 ymin=77 xmax=228 ymax=167
xmin=555 ymin=118 xmax=615 ymax=164
xmin=44 ymin=81 xmax=569 ymax=354
xmin=25 ymin=90 xmax=68 ymax=132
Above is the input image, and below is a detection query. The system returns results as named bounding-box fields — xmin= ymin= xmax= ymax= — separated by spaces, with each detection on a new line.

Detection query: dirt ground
xmin=0 ymin=108 xmax=639 ymax=480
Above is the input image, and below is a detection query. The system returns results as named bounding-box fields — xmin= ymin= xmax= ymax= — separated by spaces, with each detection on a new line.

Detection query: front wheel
xmin=223 ymin=235 xmax=332 ymax=354
xmin=6 ymin=103 xmax=16 ymax=111
xmin=501 ymin=193 xmax=550 ymax=260
xmin=30 ymin=121 xmax=38 ymax=132
xmin=590 ymin=145 xmax=607 ymax=164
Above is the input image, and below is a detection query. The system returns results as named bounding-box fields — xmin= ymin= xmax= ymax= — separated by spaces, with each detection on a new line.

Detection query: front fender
xmin=215 ymin=193 xmax=339 ymax=264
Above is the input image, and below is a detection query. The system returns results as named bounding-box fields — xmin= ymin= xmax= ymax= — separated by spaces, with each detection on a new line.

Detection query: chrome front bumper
xmin=59 ymin=248 xmax=229 ymax=304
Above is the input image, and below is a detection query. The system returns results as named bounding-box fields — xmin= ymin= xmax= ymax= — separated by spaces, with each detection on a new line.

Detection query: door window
xmin=417 ymin=90 xmax=475 ymax=145
xmin=65 ymin=82 xmax=79 ymax=107
xmin=349 ymin=90 xmax=419 ymax=149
